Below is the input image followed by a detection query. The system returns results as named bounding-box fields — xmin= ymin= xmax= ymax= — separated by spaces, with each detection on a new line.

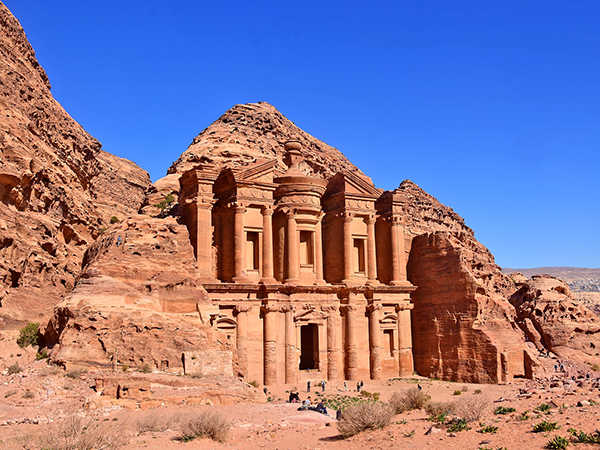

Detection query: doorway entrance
xmin=299 ymin=324 xmax=319 ymax=370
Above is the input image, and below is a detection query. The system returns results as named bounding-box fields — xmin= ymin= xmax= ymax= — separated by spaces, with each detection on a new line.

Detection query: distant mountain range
xmin=502 ymin=267 xmax=600 ymax=292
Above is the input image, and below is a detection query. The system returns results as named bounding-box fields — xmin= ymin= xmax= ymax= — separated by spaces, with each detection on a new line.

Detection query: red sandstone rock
xmin=45 ymin=216 xmax=228 ymax=373
xmin=509 ymin=275 xmax=600 ymax=364
xmin=408 ymin=232 xmax=530 ymax=383
xmin=0 ymin=4 xmax=151 ymax=326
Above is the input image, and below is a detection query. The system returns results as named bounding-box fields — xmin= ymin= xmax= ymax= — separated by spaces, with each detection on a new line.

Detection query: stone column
xmin=281 ymin=305 xmax=296 ymax=384
xmin=285 ymin=209 xmax=300 ymax=284
xmin=389 ymin=216 xmax=403 ymax=285
xmin=314 ymin=213 xmax=325 ymax=284
xmin=323 ymin=305 xmax=339 ymax=381
xmin=396 ymin=303 xmax=415 ymax=377
xmin=260 ymin=205 xmax=276 ymax=284
xmin=194 ymin=200 xmax=216 ymax=282
xmin=342 ymin=303 xmax=358 ymax=380
xmin=342 ymin=212 xmax=354 ymax=284
xmin=233 ymin=203 xmax=248 ymax=283
xmin=234 ymin=304 xmax=252 ymax=379
xmin=368 ymin=302 xmax=382 ymax=380
xmin=365 ymin=215 xmax=378 ymax=284
xmin=262 ymin=303 xmax=279 ymax=385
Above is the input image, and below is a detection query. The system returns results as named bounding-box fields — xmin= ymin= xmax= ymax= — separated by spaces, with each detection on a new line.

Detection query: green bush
xmin=546 ymin=436 xmax=569 ymax=449
xmin=447 ymin=417 xmax=470 ymax=432
xmin=138 ymin=363 xmax=152 ymax=374
xmin=453 ymin=390 xmax=462 ymax=396
xmin=36 ymin=348 xmax=49 ymax=360
xmin=533 ymin=420 xmax=560 ymax=433
xmin=110 ymin=216 xmax=119 ymax=224
xmin=17 ymin=322 xmax=39 ymax=348
xmin=494 ymin=406 xmax=516 ymax=415
xmin=535 ymin=403 xmax=552 ymax=413
xmin=478 ymin=423 xmax=498 ymax=434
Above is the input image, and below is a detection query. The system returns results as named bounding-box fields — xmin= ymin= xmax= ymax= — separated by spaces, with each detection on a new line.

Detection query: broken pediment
xmin=325 ymin=171 xmax=382 ymax=198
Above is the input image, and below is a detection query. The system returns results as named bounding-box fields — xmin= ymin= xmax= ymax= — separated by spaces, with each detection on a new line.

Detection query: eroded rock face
xmin=509 ymin=275 xmax=600 ymax=364
xmin=45 ymin=216 xmax=227 ymax=372
xmin=0 ymin=4 xmax=151 ymax=324
xmin=408 ymin=232 xmax=529 ymax=383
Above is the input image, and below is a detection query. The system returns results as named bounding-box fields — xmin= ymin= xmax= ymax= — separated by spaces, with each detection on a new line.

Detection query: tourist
xmin=116 ymin=236 xmax=122 ymax=247
xmin=307 ymin=380 xmax=311 ymax=393
xmin=315 ymin=401 xmax=327 ymax=415
xmin=321 ymin=380 xmax=326 ymax=392
xmin=356 ymin=381 xmax=360 ymax=392
xmin=344 ymin=381 xmax=347 ymax=391
xmin=302 ymin=396 xmax=311 ymax=410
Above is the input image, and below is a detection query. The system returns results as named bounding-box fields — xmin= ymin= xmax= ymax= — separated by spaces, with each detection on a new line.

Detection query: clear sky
xmin=3 ymin=1 xmax=599 ymax=269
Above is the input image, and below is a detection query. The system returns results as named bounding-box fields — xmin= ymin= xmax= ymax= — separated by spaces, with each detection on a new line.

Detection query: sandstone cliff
xmin=0 ymin=3 xmax=151 ymax=325
xmin=398 ymin=180 xmax=528 ymax=382
xmin=509 ymin=275 xmax=600 ymax=365
xmin=45 ymin=216 xmax=228 ymax=372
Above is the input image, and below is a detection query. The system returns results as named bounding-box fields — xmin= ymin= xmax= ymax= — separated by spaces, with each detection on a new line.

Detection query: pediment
xmin=237 ymin=159 xmax=277 ymax=183
xmin=325 ymin=171 xmax=381 ymax=197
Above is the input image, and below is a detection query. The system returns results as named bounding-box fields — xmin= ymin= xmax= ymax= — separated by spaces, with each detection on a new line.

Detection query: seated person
xmin=298 ymin=396 xmax=311 ymax=410
xmin=315 ymin=401 xmax=328 ymax=415
xmin=288 ymin=392 xmax=300 ymax=403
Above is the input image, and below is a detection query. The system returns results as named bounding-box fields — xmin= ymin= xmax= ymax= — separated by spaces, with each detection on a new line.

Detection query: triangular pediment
xmin=325 ymin=171 xmax=381 ymax=197
xmin=237 ymin=159 xmax=277 ymax=183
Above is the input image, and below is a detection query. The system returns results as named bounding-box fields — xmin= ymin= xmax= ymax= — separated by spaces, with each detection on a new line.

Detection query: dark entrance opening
xmin=299 ymin=324 xmax=319 ymax=370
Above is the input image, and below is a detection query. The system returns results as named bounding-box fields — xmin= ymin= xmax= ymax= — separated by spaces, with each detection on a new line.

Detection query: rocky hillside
xmin=142 ymin=102 xmax=367 ymax=214
xmin=503 ymin=267 xmax=600 ymax=292
xmin=0 ymin=3 xmax=151 ymax=326
xmin=509 ymin=275 xmax=600 ymax=365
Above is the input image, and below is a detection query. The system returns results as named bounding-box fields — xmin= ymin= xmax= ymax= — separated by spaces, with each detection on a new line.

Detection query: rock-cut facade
xmin=179 ymin=141 xmax=416 ymax=385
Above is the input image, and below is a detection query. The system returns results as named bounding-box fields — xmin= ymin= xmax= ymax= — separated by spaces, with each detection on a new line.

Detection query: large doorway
xmin=299 ymin=324 xmax=319 ymax=370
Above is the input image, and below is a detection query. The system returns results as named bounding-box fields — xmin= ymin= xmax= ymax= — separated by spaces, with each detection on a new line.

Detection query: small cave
xmin=9 ymin=269 xmax=21 ymax=288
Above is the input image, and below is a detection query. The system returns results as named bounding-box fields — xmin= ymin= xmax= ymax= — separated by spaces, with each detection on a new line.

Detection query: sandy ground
xmin=2 ymin=334 xmax=600 ymax=450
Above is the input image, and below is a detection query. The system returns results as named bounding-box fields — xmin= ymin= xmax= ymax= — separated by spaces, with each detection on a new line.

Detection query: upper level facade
xmin=178 ymin=141 xmax=412 ymax=288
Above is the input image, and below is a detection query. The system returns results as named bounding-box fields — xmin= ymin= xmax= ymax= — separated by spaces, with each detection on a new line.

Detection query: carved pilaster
xmin=322 ymin=304 xmax=339 ymax=381
xmin=234 ymin=304 xmax=252 ymax=379
xmin=261 ymin=303 xmax=279 ymax=385
xmin=341 ymin=303 xmax=358 ymax=380
xmin=367 ymin=302 xmax=382 ymax=380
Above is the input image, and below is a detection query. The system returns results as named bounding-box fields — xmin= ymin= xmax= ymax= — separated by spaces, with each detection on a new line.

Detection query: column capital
xmin=340 ymin=303 xmax=358 ymax=314
xmin=364 ymin=214 xmax=376 ymax=225
xmin=341 ymin=211 xmax=354 ymax=222
xmin=228 ymin=201 xmax=246 ymax=213
xmin=261 ymin=303 xmax=280 ymax=314
xmin=234 ymin=304 xmax=253 ymax=314
xmin=395 ymin=303 xmax=414 ymax=312
xmin=283 ymin=207 xmax=298 ymax=218
xmin=261 ymin=204 xmax=274 ymax=216
xmin=367 ymin=303 xmax=383 ymax=313
xmin=280 ymin=304 xmax=295 ymax=313
xmin=321 ymin=304 xmax=339 ymax=314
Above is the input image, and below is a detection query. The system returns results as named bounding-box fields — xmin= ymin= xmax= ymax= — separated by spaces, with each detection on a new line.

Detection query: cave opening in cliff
xmin=299 ymin=324 xmax=319 ymax=370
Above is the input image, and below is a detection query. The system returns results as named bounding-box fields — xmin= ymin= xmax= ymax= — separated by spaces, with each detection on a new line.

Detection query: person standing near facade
xmin=307 ymin=380 xmax=311 ymax=393
xmin=321 ymin=380 xmax=326 ymax=392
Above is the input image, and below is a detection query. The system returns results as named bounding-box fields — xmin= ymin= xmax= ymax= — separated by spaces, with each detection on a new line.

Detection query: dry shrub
xmin=179 ymin=410 xmax=230 ymax=443
xmin=337 ymin=402 xmax=395 ymax=437
xmin=35 ymin=413 xmax=131 ymax=450
xmin=389 ymin=387 xmax=431 ymax=413
xmin=455 ymin=395 xmax=491 ymax=421
xmin=424 ymin=401 xmax=456 ymax=416
xmin=136 ymin=410 xmax=186 ymax=433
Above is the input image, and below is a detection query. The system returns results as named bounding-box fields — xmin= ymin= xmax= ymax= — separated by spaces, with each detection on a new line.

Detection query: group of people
xmin=288 ymin=391 xmax=329 ymax=415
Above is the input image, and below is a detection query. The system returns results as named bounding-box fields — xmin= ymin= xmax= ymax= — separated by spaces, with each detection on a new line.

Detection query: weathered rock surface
xmin=399 ymin=180 xmax=526 ymax=383
xmin=45 ymin=216 xmax=227 ymax=372
xmin=0 ymin=3 xmax=151 ymax=325
xmin=408 ymin=232 xmax=529 ymax=383
xmin=509 ymin=275 xmax=600 ymax=364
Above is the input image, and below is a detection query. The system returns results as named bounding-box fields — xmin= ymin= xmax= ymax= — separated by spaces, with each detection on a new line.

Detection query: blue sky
xmin=4 ymin=1 xmax=599 ymax=269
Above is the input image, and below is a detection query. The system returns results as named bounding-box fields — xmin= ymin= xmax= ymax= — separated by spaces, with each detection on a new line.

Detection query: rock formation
xmin=509 ymin=275 xmax=600 ymax=364
xmin=45 ymin=216 xmax=232 ymax=373
xmin=0 ymin=3 xmax=151 ymax=325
